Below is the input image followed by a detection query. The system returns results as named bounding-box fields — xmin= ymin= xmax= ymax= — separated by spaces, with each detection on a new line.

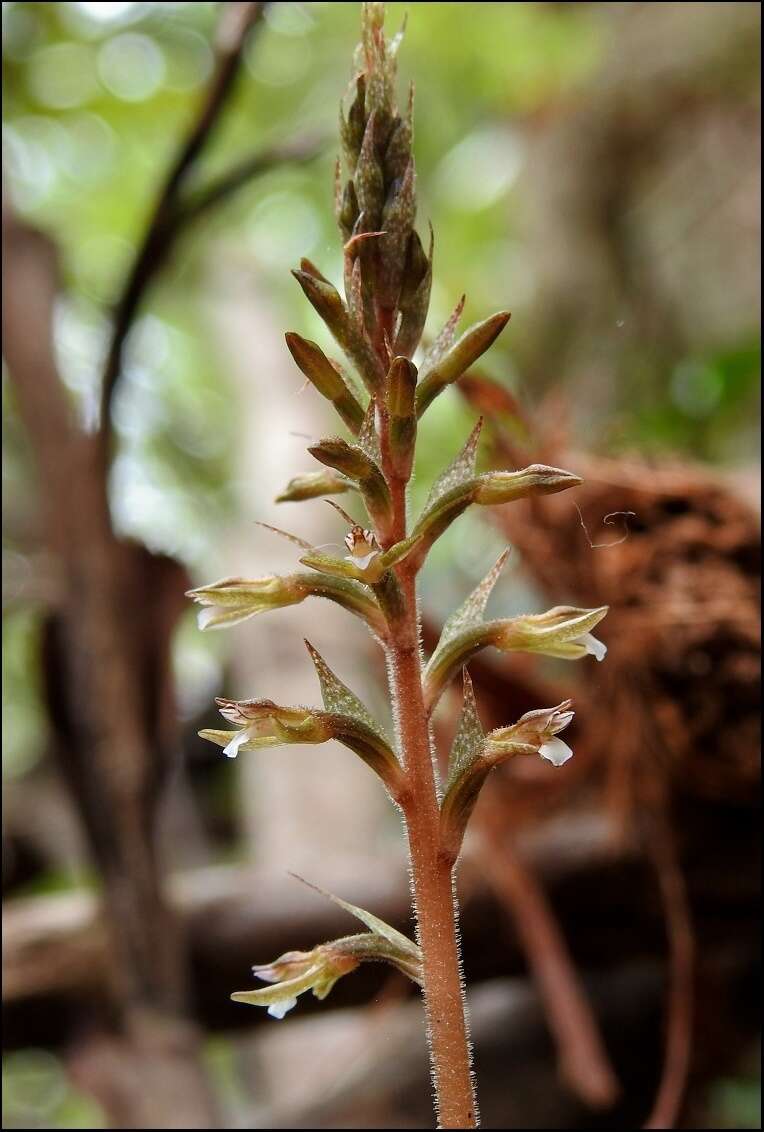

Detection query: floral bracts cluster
xmin=187 ymin=2 xmax=607 ymax=1026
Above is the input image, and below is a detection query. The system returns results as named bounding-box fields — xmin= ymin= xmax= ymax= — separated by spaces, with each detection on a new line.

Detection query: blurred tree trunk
xmin=3 ymin=210 xmax=220 ymax=1128
xmin=205 ymin=254 xmax=394 ymax=871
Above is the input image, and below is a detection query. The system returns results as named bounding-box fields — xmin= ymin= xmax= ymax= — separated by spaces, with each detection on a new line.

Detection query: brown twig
xmin=97 ymin=1 xmax=267 ymax=454
xmin=643 ymin=815 xmax=695 ymax=1129
xmin=479 ymin=794 xmax=620 ymax=1110
xmin=180 ymin=132 xmax=326 ymax=225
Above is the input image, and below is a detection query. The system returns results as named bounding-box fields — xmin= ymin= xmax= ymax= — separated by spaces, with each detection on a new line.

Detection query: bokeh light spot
xmin=98 ymin=32 xmax=166 ymax=102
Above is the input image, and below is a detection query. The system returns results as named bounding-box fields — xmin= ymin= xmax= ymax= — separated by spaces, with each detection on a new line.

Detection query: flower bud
xmin=354 ymin=112 xmax=385 ymax=229
xmin=275 ymin=469 xmax=354 ymax=503
xmin=473 ymin=465 xmax=583 ymax=504
xmin=386 ymin=355 xmax=417 ymax=478
xmin=292 ymin=268 xmax=383 ymax=393
xmin=285 ymin=332 xmax=365 ymax=434
xmin=337 ymin=179 xmax=360 ymax=242
xmin=340 ymin=74 xmax=366 ymax=173
xmin=378 ymin=160 xmax=416 ymax=307
xmin=384 ymin=101 xmax=413 ymax=182
xmin=394 ymin=228 xmax=432 ymax=357
xmin=416 ymin=311 xmax=511 ymax=416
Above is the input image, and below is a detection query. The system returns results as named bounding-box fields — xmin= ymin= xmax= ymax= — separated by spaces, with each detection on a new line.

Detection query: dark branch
xmin=97 ymin=1 xmax=266 ymax=454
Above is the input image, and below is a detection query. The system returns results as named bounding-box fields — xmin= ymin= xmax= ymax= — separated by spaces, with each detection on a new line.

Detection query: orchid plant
xmin=188 ymin=6 xmax=607 ymax=1126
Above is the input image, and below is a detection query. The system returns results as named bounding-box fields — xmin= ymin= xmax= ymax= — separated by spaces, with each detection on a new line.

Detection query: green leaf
xmin=439 ymin=671 xmax=491 ymax=862
xmin=422 ymin=417 xmax=483 ymax=515
xmin=420 ymin=293 xmax=465 ymax=376
xmin=445 ymin=669 xmax=485 ymax=791
xmin=437 ymin=548 xmax=510 ymax=658
xmin=305 ymin=640 xmax=390 ymax=747
xmin=290 ymin=873 xmax=421 ymax=968
xmin=356 ymin=399 xmax=383 ymax=465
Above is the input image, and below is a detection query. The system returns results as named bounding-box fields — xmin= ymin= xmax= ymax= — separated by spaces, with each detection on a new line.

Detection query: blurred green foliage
xmin=2 ymin=1049 xmax=106 ymax=1129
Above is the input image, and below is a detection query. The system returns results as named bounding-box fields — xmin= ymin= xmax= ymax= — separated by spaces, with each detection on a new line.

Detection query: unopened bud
xmin=285 ymin=332 xmax=365 ymax=434
xmin=416 ymin=311 xmax=511 ymax=415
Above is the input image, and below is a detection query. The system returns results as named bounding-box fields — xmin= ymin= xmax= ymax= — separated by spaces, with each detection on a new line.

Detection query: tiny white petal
xmin=197 ymin=606 xmax=219 ymax=630
xmin=267 ymin=996 xmax=298 ymax=1020
xmin=553 ymin=710 xmax=575 ymax=731
xmin=538 ymin=737 xmax=574 ymax=767
xmin=581 ymin=632 xmax=607 ymax=661
xmin=223 ymin=729 xmax=250 ymax=759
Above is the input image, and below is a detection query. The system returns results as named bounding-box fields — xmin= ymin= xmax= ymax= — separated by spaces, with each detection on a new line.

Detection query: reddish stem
xmin=383 ymin=466 xmax=478 ymax=1127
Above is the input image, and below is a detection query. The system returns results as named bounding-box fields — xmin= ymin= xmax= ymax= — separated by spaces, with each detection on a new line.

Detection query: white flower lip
xmin=538 ymin=736 xmax=574 ymax=767
xmin=581 ymin=632 xmax=607 ymax=661
xmin=345 ymin=550 xmax=380 ymax=569
xmin=223 ymin=729 xmax=250 ymax=759
xmin=198 ymin=606 xmax=221 ymax=631
xmin=267 ymin=996 xmax=298 ymax=1019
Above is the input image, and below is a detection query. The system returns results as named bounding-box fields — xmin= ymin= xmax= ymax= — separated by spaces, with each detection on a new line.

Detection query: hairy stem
xmin=386 ymin=472 xmax=477 ymax=1128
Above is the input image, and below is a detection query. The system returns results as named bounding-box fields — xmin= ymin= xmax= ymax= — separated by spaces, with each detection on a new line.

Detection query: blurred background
xmin=2 ymin=2 xmax=760 ymax=1128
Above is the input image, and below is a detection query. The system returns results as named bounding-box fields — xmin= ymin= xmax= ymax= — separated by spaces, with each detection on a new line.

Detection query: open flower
xmin=232 ymin=897 xmax=422 ymax=1020
xmin=186 ymin=575 xmax=305 ymax=630
xmin=439 ymin=677 xmax=579 ymax=862
xmin=424 ymin=604 xmax=608 ymax=713
xmin=199 ymin=679 xmax=406 ymax=799
xmin=495 ymin=606 xmax=608 ymax=662
xmin=485 ymin=701 xmax=575 ymax=768
xmin=187 ymin=571 xmax=388 ymax=638
xmin=201 ymin=698 xmax=331 ymax=759
xmin=344 ymin=524 xmax=381 ymax=569
xmin=233 ymin=945 xmax=360 ymax=1019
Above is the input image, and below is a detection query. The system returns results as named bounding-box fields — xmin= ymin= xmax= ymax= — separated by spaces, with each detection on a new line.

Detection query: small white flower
xmin=538 ymin=736 xmax=574 ymax=767
xmin=343 ymin=525 xmax=380 ymax=571
xmin=581 ymin=632 xmax=607 ymax=662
